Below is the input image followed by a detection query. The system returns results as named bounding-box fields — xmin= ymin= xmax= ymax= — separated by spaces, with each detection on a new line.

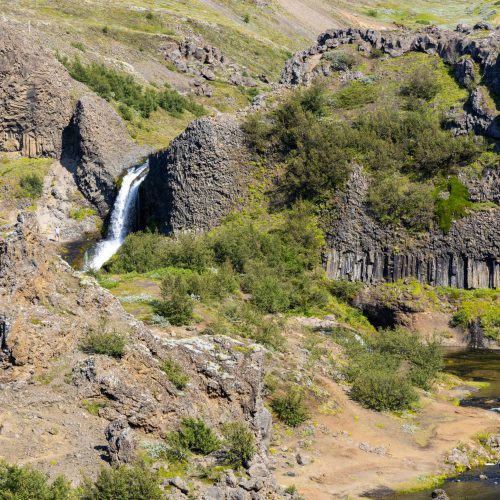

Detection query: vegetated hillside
xmin=0 ymin=0 xmax=498 ymax=150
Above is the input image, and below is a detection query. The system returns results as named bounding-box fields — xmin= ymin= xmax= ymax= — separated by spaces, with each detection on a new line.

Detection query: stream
xmin=391 ymin=348 xmax=500 ymax=500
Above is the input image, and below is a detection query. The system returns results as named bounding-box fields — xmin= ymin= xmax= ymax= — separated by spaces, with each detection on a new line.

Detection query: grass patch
xmin=79 ymin=329 xmax=127 ymax=358
xmin=161 ymin=358 xmax=189 ymax=390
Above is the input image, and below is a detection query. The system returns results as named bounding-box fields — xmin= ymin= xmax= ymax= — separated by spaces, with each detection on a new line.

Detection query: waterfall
xmin=85 ymin=161 xmax=148 ymax=270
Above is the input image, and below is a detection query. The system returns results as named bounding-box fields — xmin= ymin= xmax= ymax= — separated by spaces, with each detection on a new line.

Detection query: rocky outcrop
xmin=325 ymin=167 xmax=500 ymax=289
xmin=140 ymin=115 xmax=250 ymax=233
xmin=0 ymin=214 xmax=282 ymax=494
xmin=0 ymin=22 xmax=75 ymax=157
xmin=0 ymin=22 xmax=148 ymax=217
xmin=280 ymin=25 xmax=500 ymax=139
xmin=105 ymin=417 xmax=137 ymax=464
xmin=63 ymin=95 xmax=150 ymax=217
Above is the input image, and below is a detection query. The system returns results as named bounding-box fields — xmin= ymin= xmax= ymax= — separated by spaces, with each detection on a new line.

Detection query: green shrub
xmin=328 ymin=280 xmax=364 ymax=302
xmin=434 ymin=176 xmax=472 ymax=233
xmin=168 ymin=418 xmax=221 ymax=455
xmin=401 ymin=66 xmax=441 ymax=101
xmin=323 ymin=51 xmax=356 ymax=71
xmin=221 ymin=422 xmax=256 ymax=468
xmin=0 ymin=461 xmax=71 ymax=500
xmin=370 ymin=328 xmax=443 ymax=390
xmin=332 ymin=80 xmax=378 ymax=109
xmin=62 ymin=58 xmax=205 ymax=119
xmin=155 ymin=276 xmax=194 ymax=325
xmin=80 ymin=330 xmax=126 ymax=358
xmin=217 ymin=301 xmax=285 ymax=351
xmin=80 ymin=465 xmax=162 ymax=500
xmin=270 ymin=388 xmax=310 ymax=427
xmin=350 ymin=370 xmax=418 ymax=411
xmin=19 ymin=173 xmax=43 ymax=198
xmin=161 ymin=358 xmax=189 ymax=390
xmin=368 ymin=174 xmax=435 ymax=231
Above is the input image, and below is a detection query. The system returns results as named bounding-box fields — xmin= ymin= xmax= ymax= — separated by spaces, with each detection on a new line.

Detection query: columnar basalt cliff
xmin=0 ymin=22 xmax=147 ymax=217
xmin=325 ymin=167 xmax=500 ymax=289
xmin=280 ymin=24 xmax=500 ymax=138
xmin=140 ymin=115 xmax=249 ymax=233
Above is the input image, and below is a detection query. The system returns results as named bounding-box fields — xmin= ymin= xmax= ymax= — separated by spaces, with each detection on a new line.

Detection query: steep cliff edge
xmin=0 ymin=22 xmax=146 ymax=217
xmin=325 ymin=167 xmax=499 ymax=289
xmin=140 ymin=115 xmax=249 ymax=233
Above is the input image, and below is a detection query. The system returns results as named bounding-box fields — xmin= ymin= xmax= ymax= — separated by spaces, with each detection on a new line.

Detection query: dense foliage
xmin=80 ymin=465 xmax=163 ymax=500
xmin=270 ymin=388 xmax=310 ymax=426
xmin=333 ymin=327 xmax=443 ymax=411
xmin=19 ymin=173 xmax=44 ymax=198
xmin=167 ymin=418 xmax=221 ymax=456
xmin=62 ymin=58 xmax=205 ymax=119
xmin=0 ymin=461 xmax=71 ymax=500
xmin=221 ymin=422 xmax=256 ymax=467
xmin=244 ymin=76 xmax=485 ymax=231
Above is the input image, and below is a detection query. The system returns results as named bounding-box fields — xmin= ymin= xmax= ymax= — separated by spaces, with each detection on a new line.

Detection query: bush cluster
xmin=0 ymin=462 xmax=162 ymax=500
xmin=79 ymin=330 xmax=126 ymax=358
xmin=221 ymin=422 xmax=256 ymax=468
xmin=243 ymin=77 xmax=484 ymax=231
xmin=342 ymin=327 xmax=443 ymax=411
xmin=19 ymin=173 xmax=43 ymax=198
xmin=110 ymin=202 xmax=328 ymax=328
xmin=62 ymin=57 xmax=205 ymax=119
xmin=270 ymin=388 xmax=310 ymax=427
xmin=167 ymin=418 xmax=221 ymax=456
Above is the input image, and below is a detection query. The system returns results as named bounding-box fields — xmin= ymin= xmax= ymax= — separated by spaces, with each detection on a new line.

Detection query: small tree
xmin=156 ymin=277 xmax=194 ymax=325
xmin=221 ymin=422 xmax=256 ymax=468
xmin=79 ymin=465 xmax=162 ymax=500
xmin=167 ymin=418 xmax=221 ymax=455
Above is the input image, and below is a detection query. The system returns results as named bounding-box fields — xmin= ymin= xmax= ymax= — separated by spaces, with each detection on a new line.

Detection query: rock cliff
xmin=0 ymin=22 xmax=147 ymax=217
xmin=325 ymin=167 xmax=500 ymax=289
xmin=140 ymin=115 xmax=250 ymax=233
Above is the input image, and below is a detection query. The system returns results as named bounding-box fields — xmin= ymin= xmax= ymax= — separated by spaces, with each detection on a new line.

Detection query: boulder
xmin=105 ymin=417 xmax=137 ymax=464
xmin=431 ymin=489 xmax=449 ymax=500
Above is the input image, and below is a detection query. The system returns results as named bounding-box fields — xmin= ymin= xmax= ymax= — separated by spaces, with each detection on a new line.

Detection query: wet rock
xmin=431 ymin=489 xmax=449 ymax=500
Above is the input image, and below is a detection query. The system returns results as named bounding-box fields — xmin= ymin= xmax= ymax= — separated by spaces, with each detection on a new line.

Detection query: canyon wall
xmin=140 ymin=115 xmax=249 ymax=233
xmin=325 ymin=167 xmax=499 ymax=289
xmin=0 ymin=22 xmax=147 ymax=217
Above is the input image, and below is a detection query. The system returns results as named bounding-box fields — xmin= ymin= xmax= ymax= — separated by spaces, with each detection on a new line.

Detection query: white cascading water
xmin=85 ymin=161 xmax=148 ymax=270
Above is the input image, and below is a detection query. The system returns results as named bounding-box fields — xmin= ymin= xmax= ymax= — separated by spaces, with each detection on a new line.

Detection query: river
xmin=391 ymin=348 xmax=500 ymax=500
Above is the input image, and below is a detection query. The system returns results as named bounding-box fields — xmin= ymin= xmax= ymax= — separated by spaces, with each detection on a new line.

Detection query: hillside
xmin=0 ymin=3 xmax=499 ymax=500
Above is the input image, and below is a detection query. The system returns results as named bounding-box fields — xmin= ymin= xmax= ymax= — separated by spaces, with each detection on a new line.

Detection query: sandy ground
xmin=273 ymin=375 xmax=500 ymax=499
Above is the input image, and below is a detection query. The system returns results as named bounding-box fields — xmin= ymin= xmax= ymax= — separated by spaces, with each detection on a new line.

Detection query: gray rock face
xmin=63 ymin=95 xmax=150 ymax=216
xmin=0 ymin=22 xmax=149 ymax=217
xmin=0 ymin=22 xmax=75 ymax=157
xmin=105 ymin=417 xmax=136 ymax=464
xmin=325 ymin=167 xmax=500 ymax=289
xmin=464 ymin=86 xmax=500 ymax=138
xmin=140 ymin=115 xmax=249 ymax=233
